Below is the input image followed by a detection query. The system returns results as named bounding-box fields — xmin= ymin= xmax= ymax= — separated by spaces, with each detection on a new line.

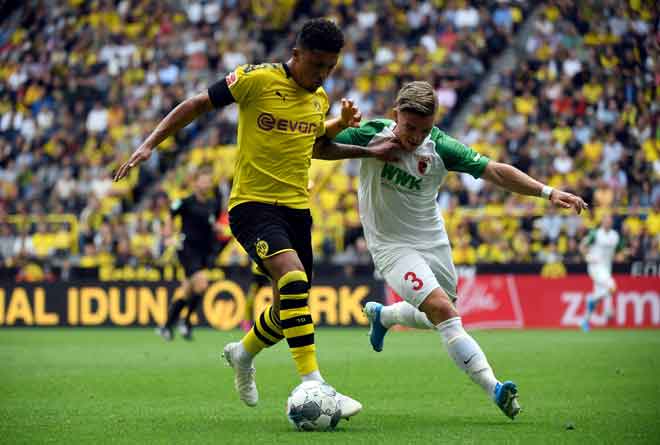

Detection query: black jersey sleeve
xmin=208 ymin=77 xmax=236 ymax=109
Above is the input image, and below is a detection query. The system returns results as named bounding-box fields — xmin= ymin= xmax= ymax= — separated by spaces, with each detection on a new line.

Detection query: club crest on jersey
xmin=225 ymin=71 xmax=237 ymax=87
xmin=416 ymin=156 xmax=431 ymax=175
xmin=255 ymin=239 xmax=269 ymax=259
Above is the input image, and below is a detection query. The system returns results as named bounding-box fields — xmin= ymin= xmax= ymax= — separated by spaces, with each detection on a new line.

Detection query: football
xmin=286 ymin=381 xmax=342 ymax=431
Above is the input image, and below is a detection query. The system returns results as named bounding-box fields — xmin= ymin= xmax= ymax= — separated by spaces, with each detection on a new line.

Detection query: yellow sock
xmin=278 ymin=270 xmax=318 ymax=375
xmin=241 ymin=304 xmax=283 ymax=355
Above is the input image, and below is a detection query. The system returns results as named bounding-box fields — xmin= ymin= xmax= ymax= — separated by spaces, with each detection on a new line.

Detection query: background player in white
xmin=580 ymin=214 xmax=623 ymax=332
xmin=333 ymin=81 xmax=588 ymax=420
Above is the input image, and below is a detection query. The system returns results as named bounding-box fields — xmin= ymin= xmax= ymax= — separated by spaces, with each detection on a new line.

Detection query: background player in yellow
xmin=114 ymin=18 xmax=398 ymax=421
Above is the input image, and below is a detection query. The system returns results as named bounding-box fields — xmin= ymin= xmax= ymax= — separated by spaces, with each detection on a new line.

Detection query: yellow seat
xmin=647 ymin=211 xmax=660 ymax=236
xmin=623 ymin=216 xmax=643 ymax=236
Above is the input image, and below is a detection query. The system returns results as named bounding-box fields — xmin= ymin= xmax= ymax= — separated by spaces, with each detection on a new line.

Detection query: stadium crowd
xmin=446 ymin=0 xmax=659 ymax=265
xmin=0 ymin=0 xmax=657 ymax=279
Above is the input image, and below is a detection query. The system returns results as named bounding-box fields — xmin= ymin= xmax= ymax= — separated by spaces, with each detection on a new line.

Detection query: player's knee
xmin=180 ymin=279 xmax=192 ymax=294
xmin=420 ymin=288 xmax=457 ymax=325
xmin=277 ymin=269 xmax=310 ymax=294
xmin=264 ymin=251 xmax=305 ymax=281
xmin=195 ymin=282 xmax=208 ymax=294
xmin=191 ymin=273 xmax=208 ymax=293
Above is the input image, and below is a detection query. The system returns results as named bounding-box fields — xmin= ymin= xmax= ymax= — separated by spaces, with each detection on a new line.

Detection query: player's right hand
xmin=369 ymin=136 xmax=402 ymax=162
xmin=550 ymin=189 xmax=589 ymax=214
xmin=114 ymin=145 xmax=153 ymax=181
xmin=339 ymin=98 xmax=362 ymax=128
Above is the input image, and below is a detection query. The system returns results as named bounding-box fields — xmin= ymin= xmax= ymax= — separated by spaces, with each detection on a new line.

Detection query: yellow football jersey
xmin=223 ymin=63 xmax=329 ymax=210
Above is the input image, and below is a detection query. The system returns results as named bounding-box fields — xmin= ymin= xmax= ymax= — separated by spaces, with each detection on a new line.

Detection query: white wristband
xmin=541 ymin=185 xmax=554 ymax=200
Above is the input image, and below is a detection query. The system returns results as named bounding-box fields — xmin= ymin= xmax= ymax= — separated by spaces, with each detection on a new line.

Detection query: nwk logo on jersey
xmin=381 ymin=163 xmax=421 ymax=191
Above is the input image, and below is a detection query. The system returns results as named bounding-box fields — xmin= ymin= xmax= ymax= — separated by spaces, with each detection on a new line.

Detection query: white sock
xmin=585 ymin=291 xmax=607 ymax=322
xmin=380 ymin=302 xmax=434 ymax=329
xmin=301 ymin=370 xmax=325 ymax=383
xmin=437 ymin=317 xmax=499 ymax=399
xmin=604 ymin=295 xmax=613 ymax=318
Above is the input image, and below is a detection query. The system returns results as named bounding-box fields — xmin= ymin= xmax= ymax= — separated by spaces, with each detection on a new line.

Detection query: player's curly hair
xmin=395 ymin=81 xmax=438 ymax=117
xmin=296 ymin=18 xmax=344 ymax=53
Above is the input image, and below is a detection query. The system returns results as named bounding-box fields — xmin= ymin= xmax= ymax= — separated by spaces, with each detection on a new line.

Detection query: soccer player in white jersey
xmin=333 ymin=81 xmax=589 ymax=420
xmin=580 ymin=214 xmax=623 ymax=332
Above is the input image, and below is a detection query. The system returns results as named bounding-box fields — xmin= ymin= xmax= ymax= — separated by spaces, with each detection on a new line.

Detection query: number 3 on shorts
xmin=404 ymin=271 xmax=424 ymax=291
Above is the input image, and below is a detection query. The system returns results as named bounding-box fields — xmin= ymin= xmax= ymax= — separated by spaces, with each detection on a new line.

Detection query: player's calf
xmin=277 ymin=269 xmax=320 ymax=378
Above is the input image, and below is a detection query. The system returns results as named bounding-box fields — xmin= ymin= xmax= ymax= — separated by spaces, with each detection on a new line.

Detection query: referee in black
xmin=157 ymin=165 xmax=223 ymax=341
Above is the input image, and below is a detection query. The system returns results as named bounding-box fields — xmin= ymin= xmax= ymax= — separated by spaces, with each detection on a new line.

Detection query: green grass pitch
xmin=1 ymin=328 xmax=659 ymax=444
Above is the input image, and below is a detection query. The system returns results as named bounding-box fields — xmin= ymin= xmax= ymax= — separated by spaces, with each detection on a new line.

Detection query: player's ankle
xmin=379 ymin=306 xmax=396 ymax=328
xmin=301 ymin=370 xmax=324 ymax=383
xmin=236 ymin=342 xmax=255 ymax=366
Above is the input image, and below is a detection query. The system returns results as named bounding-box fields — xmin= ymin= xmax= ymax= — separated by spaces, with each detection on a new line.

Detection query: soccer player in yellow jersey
xmin=114 ymin=18 xmax=399 ymax=421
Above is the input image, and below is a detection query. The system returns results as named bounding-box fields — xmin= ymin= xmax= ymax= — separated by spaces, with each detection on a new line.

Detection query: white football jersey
xmin=585 ymin=228 xmax=621 ymax=268
xmin=335 ymin=119 xmax=489 ymax=271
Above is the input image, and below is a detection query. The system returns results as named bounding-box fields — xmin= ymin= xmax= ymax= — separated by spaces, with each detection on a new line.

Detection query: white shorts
xmin=588 ymin=264 xmax=616 ymax=297
xmin=377 ymin=245 xmax=457 ymax=308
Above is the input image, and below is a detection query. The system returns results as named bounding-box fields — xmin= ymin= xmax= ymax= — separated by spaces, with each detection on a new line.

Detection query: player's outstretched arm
xmin=481 ymin=161 xmax=588 ymax=214
xmin=312 ymin=136 xmax=400 ymax=162
xmin=316 ymin=98 xmax=400 ymax=161
xmin=114 ymin=92 xmax=214 ymax=181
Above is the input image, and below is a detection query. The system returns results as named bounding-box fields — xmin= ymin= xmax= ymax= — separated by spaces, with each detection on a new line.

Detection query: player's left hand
xmin=550 ymin=189 xmax=589 ymax=214
xmin=340 ymin=98 xmax=362 ymax=128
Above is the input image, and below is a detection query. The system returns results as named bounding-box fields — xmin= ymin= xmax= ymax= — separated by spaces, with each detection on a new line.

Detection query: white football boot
xmin=335 ymin=392 xmax=362 ymax=419
xmin=222 ymin=342 xmax=258 ymax=407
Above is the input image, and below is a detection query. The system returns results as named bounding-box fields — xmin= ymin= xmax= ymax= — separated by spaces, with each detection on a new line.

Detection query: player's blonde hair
xmin=395 ymin=81 xmax=437 ymax=117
